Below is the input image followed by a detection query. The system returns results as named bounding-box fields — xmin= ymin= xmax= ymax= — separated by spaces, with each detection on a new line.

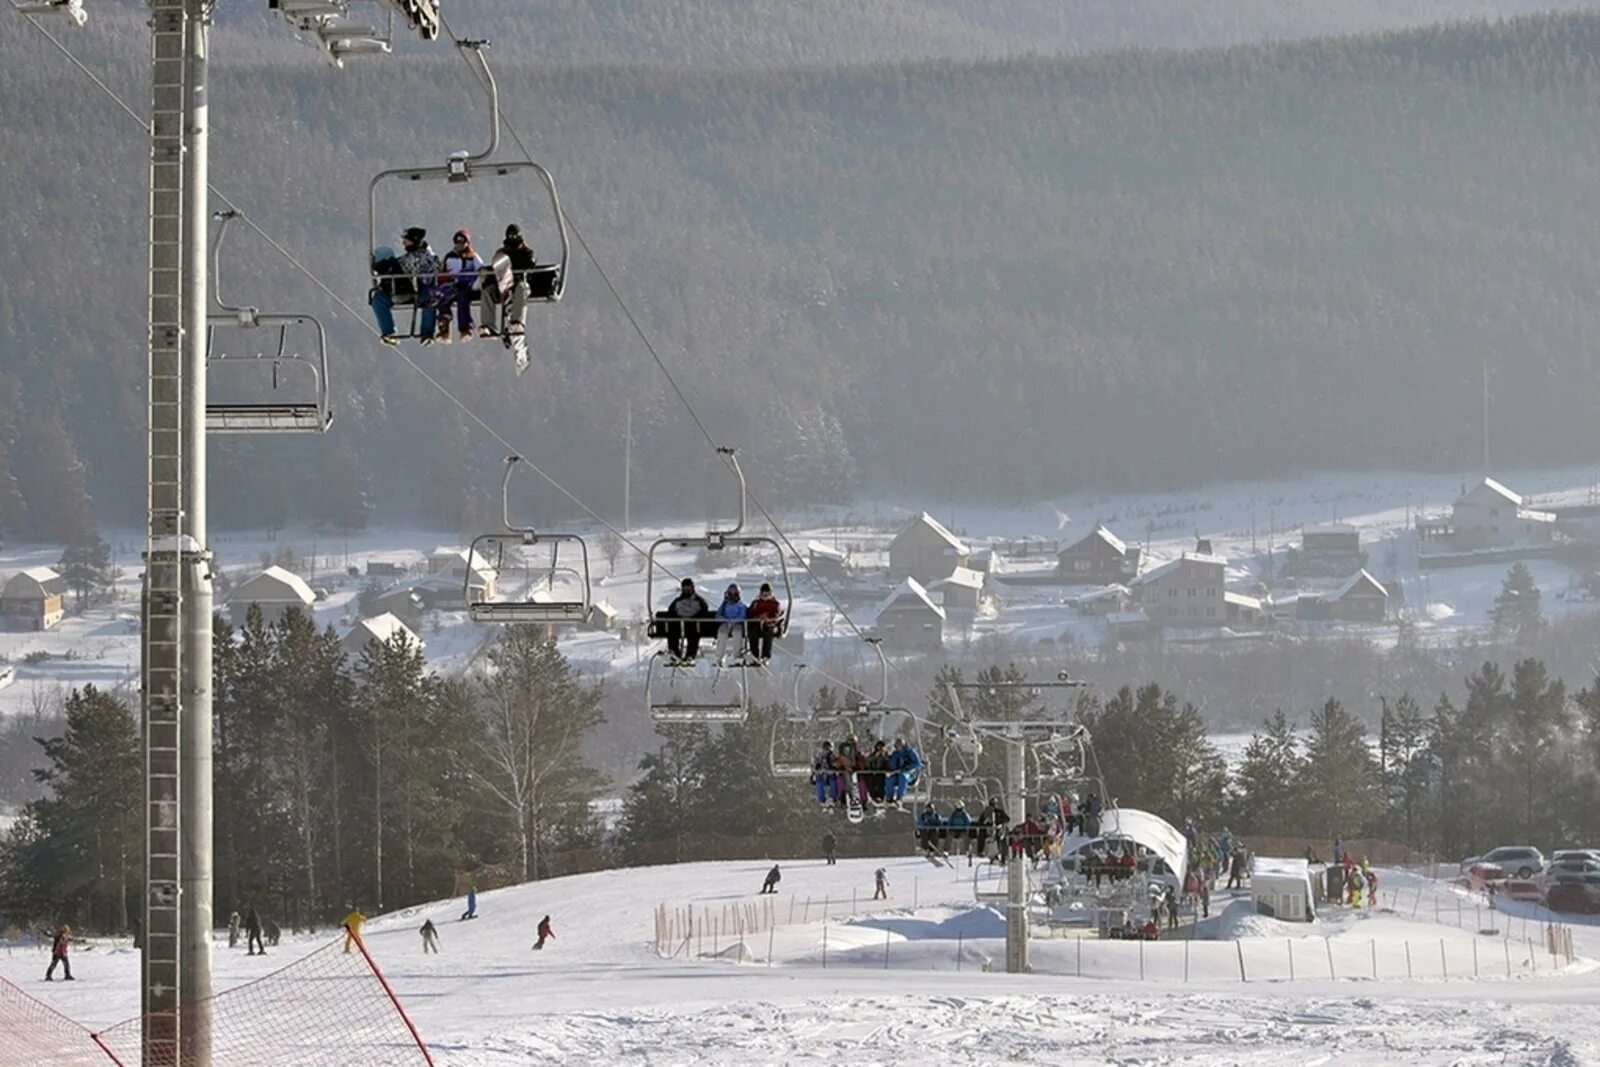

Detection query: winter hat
xmin=759 ymin=583 xmax=772 ymax=594
xmin=505 ymin=223 xmax=523 ymax=240
xmin=725 ymin=583 xmax=741 ymax=598
xmin=401 ymin=226 xmax=426 ymax=241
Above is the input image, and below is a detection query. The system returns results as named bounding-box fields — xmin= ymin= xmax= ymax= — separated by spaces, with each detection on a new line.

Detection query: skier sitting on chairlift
xmin=659 ymin=578 xmax=711 ymax=663
xmin=746 ymin=582 xmax=783 ymax=662
xmin=435 ymin=229 xmax=485 ymax=344
xmin=812 ymin=740 xmax=838 ymax=805
xmin=372 ymin=227 xmax=440 ymax=345
xmin=485 ymin=224 xmax=536 ymax=339
xmin=712 ymin=584 xmax=748 ymax=666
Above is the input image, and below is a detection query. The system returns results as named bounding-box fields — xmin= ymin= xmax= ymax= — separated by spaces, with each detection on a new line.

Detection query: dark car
xmin=1545 ymin=873 xmax=1600 ymax=914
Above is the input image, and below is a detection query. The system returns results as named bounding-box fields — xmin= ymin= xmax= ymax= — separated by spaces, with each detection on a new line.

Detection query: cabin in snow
xmin=1130 ymin=552 xmax=1226 ymax=627
xmin=929 ymin=566 xmax=985 ymax=624
xmin=1 ymin=567 xmax=67 ymax=631
xmin=1296 ymin=570 xmax=1389 ymax=623
xmin=805 ymin=540 xmax=850 ymax=582
xmin=340 ymin=612 xmax=421 ymax=660
xmin=1056 ymin=525 xmax=1141 ymax=585
xmin=872 ymin=577 xmax=945 ymax=653
xmin=1451 ymin=478 xmax=1554 ymax=550
xmin=229 ymin=565 xmax=315 ymax=627
xmin=887 ymin=513 xmax=969 ymax=585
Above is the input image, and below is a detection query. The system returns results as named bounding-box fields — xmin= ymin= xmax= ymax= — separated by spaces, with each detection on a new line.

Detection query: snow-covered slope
xmin=3 ymin=857 xmax=1599 ymax=1065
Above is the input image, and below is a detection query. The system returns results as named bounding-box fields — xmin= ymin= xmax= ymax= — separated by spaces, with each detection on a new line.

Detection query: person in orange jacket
xmin=534 ymin=915 xmax=555 ymax=951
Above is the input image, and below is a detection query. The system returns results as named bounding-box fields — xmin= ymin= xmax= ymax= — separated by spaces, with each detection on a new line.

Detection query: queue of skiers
xmin=813 ymin=735 xmax=924 ymax=809
xmin=656 ymin=578 xmax=785 ymax=666
xmin=916 ymin=792 xmax=1100 ymax=866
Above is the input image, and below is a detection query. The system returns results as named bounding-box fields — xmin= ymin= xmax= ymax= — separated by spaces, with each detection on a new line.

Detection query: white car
xmin=1460 ymin=846 xmax=1545 ymax=880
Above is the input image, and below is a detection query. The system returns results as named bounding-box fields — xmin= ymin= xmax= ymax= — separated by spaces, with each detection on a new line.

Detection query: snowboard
xmin=843 ymin=776 xmax=864 ymax=825
xmin=490 ymin=252 xmax=530 ymax=375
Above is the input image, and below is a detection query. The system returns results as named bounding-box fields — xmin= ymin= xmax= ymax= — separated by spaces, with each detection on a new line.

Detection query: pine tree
xmin=1492 ymin=562 xmax=1543 ymax=637
xmin=1500 ymin=658 xmax=1569 ymax=846
xmin=1378 ymin=694 xmax=1431 ymax=849
xmin=57 ymin=532 xmax=115 ymax=610
xmin=616 ymin=724 xmax=710 ymax=865
xmin=1298 ymin=698 xmax=1381 ymax=842
xmin=1230 ymin=710 xmax=1303 ymax=837
xmin=26 ymin=686 xmax=140 ymax=932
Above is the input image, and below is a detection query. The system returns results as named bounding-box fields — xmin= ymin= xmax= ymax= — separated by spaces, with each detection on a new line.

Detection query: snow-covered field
xmin=2 ymin=854 xmax=1597 ymax=1065
xmin=4 ymin=463 xmax=1599 ymax=722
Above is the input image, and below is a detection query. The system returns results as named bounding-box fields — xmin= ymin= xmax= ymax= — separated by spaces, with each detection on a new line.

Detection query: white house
xmin=1130 ymin=552 xmax=1226 ymax=627
xmin=426 ymin=547 xmax=498 ymax=601
xmin=1 ymin=567 xmax=67 ymax=631
xmin=887 ymin=513 xmax=970 ymax=585
xmin=340 ymin=612 xmax=421 ymax=660
xmin=1252 ymin=857 xmax=1317 ymax=922
xmin=229 ymin=565 xmax=315 ymax=627
xmin=1451 ymin=478 xmax=1555 ymax=550
xmin=929 ymin=566 xmax=985 ymax=623
xmin=872 ymin=577 xmax=945 ymax=653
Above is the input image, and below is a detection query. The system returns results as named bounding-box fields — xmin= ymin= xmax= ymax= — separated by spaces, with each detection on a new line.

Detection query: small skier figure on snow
xmin=44 ymin=925 xmax=73 ymax=982
xmin=873 ymin=867 xmax=888 ymax=900
xmin=245 ymin=904 xmax=266 ymax=956
xmin=461 ymin=886 xmax=478 ymax=921
xmin=760 ymin=864 xmax=781 ymax=895
xmin=534 ymin=915 xmax=555 ymax=951
xmin=420 ymin=919 xmax=440 ymax=954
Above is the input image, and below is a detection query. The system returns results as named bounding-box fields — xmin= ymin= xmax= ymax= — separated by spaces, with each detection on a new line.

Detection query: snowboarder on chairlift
xmin=760 ymin=864 xmax=782 ymax=895
xmin=534 ymin=915 xmax=554 ymax=950
xmin=812 ymin=741 xmax=838 ymax=805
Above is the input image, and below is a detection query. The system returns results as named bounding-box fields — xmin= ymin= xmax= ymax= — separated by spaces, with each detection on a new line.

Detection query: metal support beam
xmin=1004 ymin=732 xmax=1028 ymax=974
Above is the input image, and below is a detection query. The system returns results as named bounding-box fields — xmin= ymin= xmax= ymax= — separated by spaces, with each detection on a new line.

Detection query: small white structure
xmin=426 ymin=547 xmax=498 ymax=601
xmin=340 ymin=612 xmax=421 ymax=660
xmin=1251 ymin=857 xmax=1316 ymax=922
xmin=871 ymin=576 xmax=946 ymax=653
xmin=1095 ymin=807 xmax=1189 ymax=881
xmin=929 ymin=566 xmax=985 ymax=622
xmin=1451 ymin=477 xmax=1555 ymax=550
xmin=229 ymin=565 xmax=315 ymax=626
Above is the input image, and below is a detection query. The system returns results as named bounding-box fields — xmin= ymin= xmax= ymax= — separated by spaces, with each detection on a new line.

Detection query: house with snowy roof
xmin=340 ymin=612 xmax=422 ymax=660
xmin=228 ymin=565 xmax=315 ymax=627
xmin=1451 ymin=478 xmax=1555 ymax=550
xmin=1056 ymin=525 xmax=1141 ymax=585
xmin=1129 ymin=551 xmax=1226 ymax=627
xmin=871 ymin=577 xmax=945 ymax=653
xmin=1 ymin=566 xmax=67 ymax=631
xmin=1296 ymin=570 xmax=1389 ymax=623
xmin=929 ymin=566 xmax=986 ymax=623
xmin=888 ymin=513 xmax=970 ymax=585
xmin=805 ymin=540 xmax=850 ymax=582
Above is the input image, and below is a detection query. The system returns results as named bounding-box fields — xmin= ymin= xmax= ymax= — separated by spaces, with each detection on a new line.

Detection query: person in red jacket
xmin=534 ymin=915 xmax=555 ymax=951
xmin=745 ymin=583 xmax=784 ymax=663
xmin=45 ymin=925 xmax=73 ymax=981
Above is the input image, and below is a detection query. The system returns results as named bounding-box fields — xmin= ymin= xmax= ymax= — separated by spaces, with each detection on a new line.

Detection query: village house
xmin=929 ymin=566 xmax=985 ymax=624
xmin=1129 ymin=551 xmax=1226 ymax=627
xmin=1056 ymin=525 xmax=1141 ymax=585
xmin=1451 ymin=478 xmax=1555 ymax=550
xmin=1 ymin=567 xmax=67 ymax=631
xmin=1301 ymin=523 xmax=1361 ymax=562
xmin=340 ymin=612 xmax=422 ymax=661
xmin=365 ymin=584 xmax=426 ymax=630
xmin=805 ymin=540 xmax=850 ymax=582
xmin=1224 ymin=591 xmax=1265 ymax=628
xmin=1296 ymin=570 xmax=1389 ymax=623
xmin=887 ymin=513 xmax=970 ymax=585
xmin=872 ymin=577 xmax=946 ymax=653
xmin=425 ymin=547 xmax=498 ymax=603
xmin=228 ymin=565 xmax=315 ymax=627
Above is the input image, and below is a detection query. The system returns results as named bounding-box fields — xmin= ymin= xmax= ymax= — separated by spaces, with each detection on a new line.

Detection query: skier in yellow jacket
xmin=342 ymin=905 xmax=366 ymax=954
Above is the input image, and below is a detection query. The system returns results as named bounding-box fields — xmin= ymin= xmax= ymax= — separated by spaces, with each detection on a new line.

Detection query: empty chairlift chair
xmin=465 ymin=456 xmax=592 ymax=625
xmin=205 ymin=211 xmax=333 ymax=435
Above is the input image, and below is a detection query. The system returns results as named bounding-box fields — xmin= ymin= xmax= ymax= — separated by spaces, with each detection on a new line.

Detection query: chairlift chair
xmin=205 ymin=212 xmax=333 ymax=435
xmin=14 ymin=0 xmax=86 ymax=26
xmin=367 ymin=42 xmax=569 ymax=342
xmin=644 ymin=449 xmax=792 ymax=722
xmin=465 ymin=456 xmax=592 ymax=624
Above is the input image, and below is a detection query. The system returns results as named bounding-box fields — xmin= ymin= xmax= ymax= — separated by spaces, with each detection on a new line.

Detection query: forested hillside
xmin=7 ymin=10 xmax=1600 ymax=533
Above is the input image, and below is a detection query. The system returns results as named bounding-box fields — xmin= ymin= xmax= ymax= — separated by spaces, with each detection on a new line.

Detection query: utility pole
xmin=623 ymin=396 xmax=632 ymax=532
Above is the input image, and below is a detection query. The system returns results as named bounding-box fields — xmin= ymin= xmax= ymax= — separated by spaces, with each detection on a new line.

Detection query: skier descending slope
xmin=759 ymin=864 xmax=782 ymax=894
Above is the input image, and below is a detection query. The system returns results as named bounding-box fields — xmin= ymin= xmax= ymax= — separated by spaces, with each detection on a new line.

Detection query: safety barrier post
xmin=1528 ymin=937 xmax=1536 ymax=973
xmin=1139 ymin=938 xmax=1145 ymax=980
xmin=1237 ymin=940 xmax=1247 ymax=982
xmin=1505 ymin=937 xmax=1512 ymax=977
xmin=768 ymin=924 xmax=775 ymax=967
xmin=1286 ymin=940 xmax=1294 ymax=981
xmin=1440 ymin=939 xmax=1447 ymax=979
xmin=1404 ymin=942 xmax=1412 ymax=979
xmin=1325 ymin=937 xmax=1335 ymax=980
xmin=884 ymin=928 xmax=892 ymax=970
xmin=1183 ymin=939 xmax=1190 ymax=983
xmin=1077 ymin=935 xmax=1082 ymax=977
xmin=1472 ymin=938 xmax=1479 ymax=977
xmin=1371 ymin=939 xmax=1377 ymax=979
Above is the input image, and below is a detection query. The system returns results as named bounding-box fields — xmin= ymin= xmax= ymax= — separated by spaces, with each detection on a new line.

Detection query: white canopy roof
xmin=1095 ymin=807 xmax=1188 ymax=877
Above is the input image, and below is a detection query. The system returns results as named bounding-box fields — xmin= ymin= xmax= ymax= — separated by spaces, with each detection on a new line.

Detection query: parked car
xmin=1546 ymin=873 xmax=1600 ymax=914
xmin=1538 ymin=857 xmax=1600 ymax=892
xmin=1460 ymin=847 xmax=1545 ymax=880
xmin=1551 ymin=849 xmax=1600 ymax=865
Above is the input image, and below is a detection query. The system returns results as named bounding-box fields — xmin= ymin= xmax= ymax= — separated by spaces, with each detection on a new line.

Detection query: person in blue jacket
xmin=460 ymin=886 xmax=478 ymax=921
xmin=886 ymin=739 xmax=924 ymax=804
xmin=946 ymin=799 xmax=974 ymax=857
xmin=712 ymin=583 xmax=749 ymax=666
xmin=917 ymin=805 xmax=944 ymax=854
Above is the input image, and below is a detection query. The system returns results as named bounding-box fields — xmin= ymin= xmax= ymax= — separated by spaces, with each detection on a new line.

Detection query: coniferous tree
xmin=56 ymin=532 xmax=115 ymax=610
xmin=1378 ymin=694 xmax=1431 ymax=849
xmin=1492 ymin=563 xmax=1543 ymax=638
xmin=1230 ymin=710 xmax=1303 ymax=837
xmin=1298 ymin=698 xmax=1381 ymax=842
xmin=1500 ymin=658 xmax=1568 ymax=846
xmin=616 ymin=724 xmax=710 ymax=865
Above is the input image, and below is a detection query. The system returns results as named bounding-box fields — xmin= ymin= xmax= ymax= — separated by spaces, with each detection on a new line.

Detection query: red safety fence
xmin=1 ymin=928 xmax=432 ymax=1067
xmin=0 ymin=975 xmax=121 ymax=1067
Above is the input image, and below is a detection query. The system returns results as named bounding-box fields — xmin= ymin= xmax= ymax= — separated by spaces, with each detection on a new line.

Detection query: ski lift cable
xmin=436 ymin=14 xmax=980 ymax=730
xmin=10 ymin=3 xmax=672 ymax=583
